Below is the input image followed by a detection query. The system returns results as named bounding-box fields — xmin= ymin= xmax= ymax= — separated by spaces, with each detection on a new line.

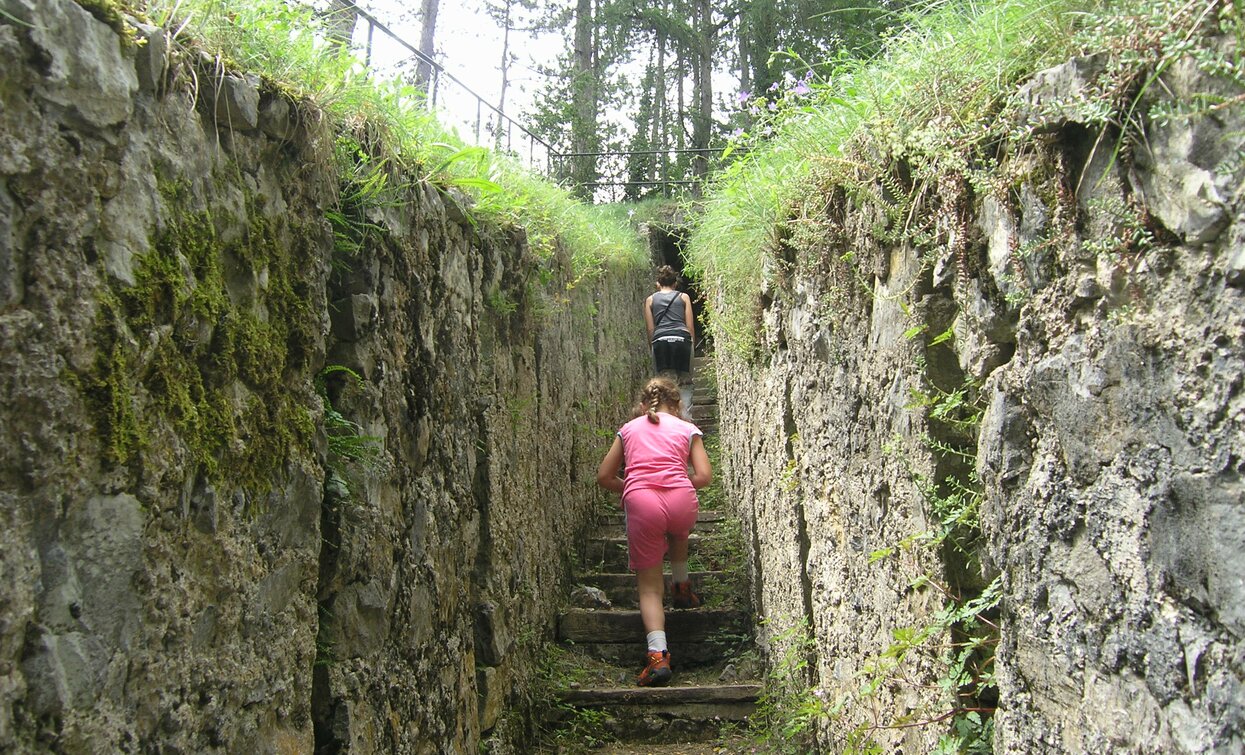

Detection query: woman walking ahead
xmin=596 ymin=377 xmax=712 ymax=686
xmin=644 ymin=265 xmax=695 ymax=377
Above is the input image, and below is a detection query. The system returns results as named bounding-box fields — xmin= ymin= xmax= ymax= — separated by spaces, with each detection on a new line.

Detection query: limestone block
xmin=61 ymin=494 xmax=144 ymax=649
xmin=98 ymin=135 xmax=159 ymax=287
xmin=329 ymin=294 xmax=378 ymax=342
xmin=259 ymin=94 xmax=296 ymax=140
xmin=474 ymin=601 xmax=511 ymax=667
xmin=1131 ymin=49 xmax=1243 ymax=245
xmin=9 ymin=0 xmax=138 ymax=129
xmin=131 ymin=21 xmax=169 ymax=94
xmin=476 ymin=666 xmax=505 ymax=733
xmin=331 ymin=580 xmax=391 ymax=659
xmin=0 ymin=184 xmax=18 ymax=310
xmin=20 ymin=631 xmax=105 ymax=715
xmin=1012 ymin=54 xmax=1107 ymax=134
xmin=211 ymin=74 xmax=260 ymax=132
xmin=1228 ymin=241 xmax=1245 ymax=289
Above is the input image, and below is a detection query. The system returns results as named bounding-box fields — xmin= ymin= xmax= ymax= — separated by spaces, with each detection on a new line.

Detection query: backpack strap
xmin=654 ymin=292 xmax=681 ymax=327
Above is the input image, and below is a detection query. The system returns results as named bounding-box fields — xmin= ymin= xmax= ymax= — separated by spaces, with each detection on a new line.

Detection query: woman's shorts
xmin=623 ymin=486 xmax=699 ymax=570
xmin=652 ymin=335 xmax=692 ymax=377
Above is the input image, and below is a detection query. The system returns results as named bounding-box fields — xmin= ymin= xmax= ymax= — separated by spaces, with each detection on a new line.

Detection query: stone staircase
xmin=548 ymin=356 xmax=760 ymax=748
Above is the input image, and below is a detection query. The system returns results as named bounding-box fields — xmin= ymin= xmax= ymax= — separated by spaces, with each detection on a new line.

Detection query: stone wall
xmin=712 ymin=38 xmax=1244 ymax=754
xmin=0 ymin=1 xmax=648 ymax=752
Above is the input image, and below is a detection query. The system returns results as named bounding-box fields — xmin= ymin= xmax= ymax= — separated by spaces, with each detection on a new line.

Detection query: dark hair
xmin=634 ymin=376 xmax=682 ymax=424
xmin=655 ymin=265 xmax=679 ymax=287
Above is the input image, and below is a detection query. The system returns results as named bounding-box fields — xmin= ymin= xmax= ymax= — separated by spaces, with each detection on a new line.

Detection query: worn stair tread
xmin=589 ymin=533 xmax=706 ymax=548
xmin=565 ymin=641 xmax=749 ymax=667
xmin=689 ymin=405 xmax=716 ymax=421
xmin=558 ymin=683 xmax=761 ymax=705
xmin=597 ymin=510 xmax=726 ymax=526
xmin=580 ymin=570 xmax=725 ymax=586
xmin=594 ymin=521 xmax=724 ymax=540
xmin=559 ymin=608 xmax=749 ymax=643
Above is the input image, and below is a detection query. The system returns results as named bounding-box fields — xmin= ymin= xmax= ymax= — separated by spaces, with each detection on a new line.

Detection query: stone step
xmin=583 ymin=534 xmax=710 ymax=572
xmin=689 ymin=404 xmax=716 ymax=422
xmin=594 ymin=520 xmax=723 ymax=541
xmin=552 ymin=684 xmax=761 ymax=744
xmin=691 ymin=378 xmax=717 ymax=398
xmin=691 ymin=356 xmax=713 ymax=371
xmin=559 ymin=608 xmax=750 ymax=647
xmin=596 ymin=510 xmax=727 ymax=527
xmin=578 ymin=571 xmax=726 ymax=608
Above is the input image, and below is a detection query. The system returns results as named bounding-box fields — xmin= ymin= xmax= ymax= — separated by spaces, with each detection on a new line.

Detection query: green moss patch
xmin=78 ymin=191 xmax=322 ymax=499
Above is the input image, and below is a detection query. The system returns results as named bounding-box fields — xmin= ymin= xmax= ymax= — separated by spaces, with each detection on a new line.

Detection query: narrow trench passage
xmin=543 ymin=227 xmax=761 ymax=751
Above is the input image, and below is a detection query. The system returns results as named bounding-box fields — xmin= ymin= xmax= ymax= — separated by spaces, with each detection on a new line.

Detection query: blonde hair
xmin=634 ymin=376 xmax=682 ymax=423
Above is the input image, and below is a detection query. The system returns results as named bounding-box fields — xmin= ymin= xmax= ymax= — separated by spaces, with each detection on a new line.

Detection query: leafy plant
xmin=316 ymin=365 xmax=384 ymax=475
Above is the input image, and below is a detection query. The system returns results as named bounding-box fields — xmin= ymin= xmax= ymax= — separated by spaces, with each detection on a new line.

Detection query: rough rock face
xmin=712 ymin=38 xmax=1243 ymax=755
xmin=976 ymin=45 xmax=1245 ymax=755
xmin=0 ymin=2 xmax=647 ymax=752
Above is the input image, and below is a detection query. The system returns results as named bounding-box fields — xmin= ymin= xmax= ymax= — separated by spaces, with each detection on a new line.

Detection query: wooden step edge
xmin=557 ymin=683 xmax=762 ymax=706
xmin=580 ymin=570 xmax=726 ymax=583
xmin=558 ymin=608 xmax=751 ymax=643
xmin=589 ymin=533 xmax=706 ymax=546
xmin=597 ymin=510 xmax=727 ymax=525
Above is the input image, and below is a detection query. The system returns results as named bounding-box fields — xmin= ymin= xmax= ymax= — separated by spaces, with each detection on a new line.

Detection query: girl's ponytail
xmin=633 ymin=376 xmax=681 ymax=423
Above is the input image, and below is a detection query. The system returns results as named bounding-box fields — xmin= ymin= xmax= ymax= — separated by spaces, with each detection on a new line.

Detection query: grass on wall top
xmin=683 ymin=0 xmax=1238 ymax=356
xmin=136 ymin=0 xmax=647 ymax=276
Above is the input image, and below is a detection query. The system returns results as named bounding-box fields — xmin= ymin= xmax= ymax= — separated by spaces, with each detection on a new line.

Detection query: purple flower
xmin=793 ymin=82 xmax=811 ymax=96
xmin=768 ymin=81 xmax=781 ymax=92
xmin=737 ymin=90 xmax=751 ymax=105
xmin=731 ymin=127 xmax=745 ymax=138
xmin=749 ymin=105 xmax=760 ymax=116
xmin=767 ymin=100 xmax=777 ymax=111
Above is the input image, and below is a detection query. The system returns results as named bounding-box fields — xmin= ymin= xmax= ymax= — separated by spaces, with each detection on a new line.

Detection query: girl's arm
xmin=643 ymin=295 xmax=656 ymax=341
xmin=596 ymin=436 xmax=626 ymax=494
xmin=688 ymin=435 xmax=712 ymax=489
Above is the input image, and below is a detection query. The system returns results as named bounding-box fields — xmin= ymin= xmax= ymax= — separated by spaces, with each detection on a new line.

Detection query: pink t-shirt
xmin=617 ymin=412 xmax=702 ymax=499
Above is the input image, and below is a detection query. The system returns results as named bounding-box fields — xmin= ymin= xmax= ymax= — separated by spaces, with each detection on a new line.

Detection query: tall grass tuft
xmin=684 ymin=0 xmax=1106 ymax=355
xmin=143 ymin=0 xmax=645 ymax=277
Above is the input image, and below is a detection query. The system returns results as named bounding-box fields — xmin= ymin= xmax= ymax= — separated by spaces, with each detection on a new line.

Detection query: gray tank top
xmin=650 ymin=291 xmax=689 ymax=340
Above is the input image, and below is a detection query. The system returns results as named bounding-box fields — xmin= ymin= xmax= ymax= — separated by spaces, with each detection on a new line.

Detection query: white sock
xmin=646 ymin=630 xmax=668 ymax=653
xmin=671 ymin=562 xmax=689 ymax=584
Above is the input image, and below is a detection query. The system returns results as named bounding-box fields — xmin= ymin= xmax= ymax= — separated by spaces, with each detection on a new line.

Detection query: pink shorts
xmin=623 ymin=486 xmax=699 ymax=570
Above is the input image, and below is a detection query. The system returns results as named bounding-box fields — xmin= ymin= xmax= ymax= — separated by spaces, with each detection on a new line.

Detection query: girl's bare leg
xmin=636 ymin=565 xmax=665 ymax=632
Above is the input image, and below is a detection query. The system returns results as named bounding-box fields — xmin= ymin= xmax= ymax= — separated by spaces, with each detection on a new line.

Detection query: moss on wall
xmin=76 ymin=189 xmax=320 ymax=496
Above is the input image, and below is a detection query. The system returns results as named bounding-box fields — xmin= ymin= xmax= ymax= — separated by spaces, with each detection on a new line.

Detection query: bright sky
xmin=355 ymin=0 xmax=563 ymax=158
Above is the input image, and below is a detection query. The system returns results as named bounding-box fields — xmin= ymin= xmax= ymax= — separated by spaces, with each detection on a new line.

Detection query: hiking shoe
xmin=637 ymin=650 xmax=672 ymax=687
xmin=671 ymin=580 xmax=702 ymax=609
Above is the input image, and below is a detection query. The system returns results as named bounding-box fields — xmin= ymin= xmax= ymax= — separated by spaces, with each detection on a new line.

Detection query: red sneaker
xmin=671 ymin=580 xmax=702 ymax=609
xmin=637 ymin=650 xmax=672 ymax=687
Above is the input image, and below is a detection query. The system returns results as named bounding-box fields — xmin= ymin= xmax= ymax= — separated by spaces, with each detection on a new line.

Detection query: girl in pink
xmin=596 ymin=377 xmax=712 ymax=686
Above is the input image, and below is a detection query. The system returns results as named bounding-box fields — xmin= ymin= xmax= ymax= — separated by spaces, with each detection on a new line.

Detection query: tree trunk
xmin=414 ymin=0 xmax=441 ymax=95
xmin=691 ymin=0 xmax=713 ymax=181
xmin=320 ymin=0 xmax=358 ymax=51
xmin=570 ymin=0 xmax=598 ymax=199
xmin=495 ymin=0 xmax=513 ymax=146
xmin=653 ymin=27 xmax=666 ymax=190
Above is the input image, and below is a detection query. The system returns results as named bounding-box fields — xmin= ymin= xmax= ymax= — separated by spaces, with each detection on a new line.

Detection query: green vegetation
xmin=79 ymin=190 xmax=320 ymax=500
xmin=685 ymin=0 xmax=1242 ymax=355
xmin=138 ymin=0 xmax=646 ymax=276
